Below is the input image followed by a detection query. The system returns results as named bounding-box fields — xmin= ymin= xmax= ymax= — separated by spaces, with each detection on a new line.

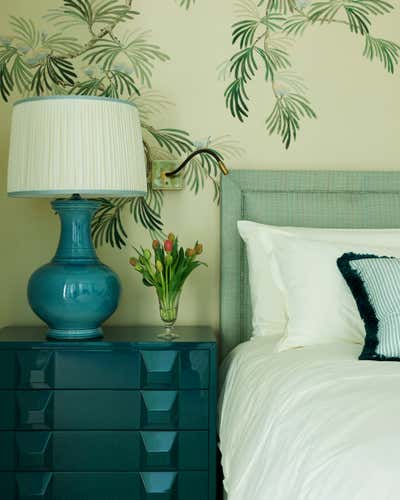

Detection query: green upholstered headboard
xmin=220 ymin=170 xmax=400 ymax=358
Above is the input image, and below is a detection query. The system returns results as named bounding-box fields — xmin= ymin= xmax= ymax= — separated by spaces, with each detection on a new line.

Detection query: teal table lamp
xmin=7 ymin=96 xmax=147 ymax=340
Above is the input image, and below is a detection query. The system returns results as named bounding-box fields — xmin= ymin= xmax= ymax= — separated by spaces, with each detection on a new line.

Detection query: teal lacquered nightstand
xmin=0 ymin=326 xmax=217 ymax=500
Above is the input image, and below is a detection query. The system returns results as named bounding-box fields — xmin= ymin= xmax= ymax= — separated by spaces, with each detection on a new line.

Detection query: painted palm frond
xmin=266 ymin=92 xmax=316 ymax=149
xmin=9 ymin=55 xmax=32 ymax=93
xmin=283 ymin=14 xmax=311 ymax=35
xmin=143 ymin=127 xmax=194 ymax=155
xmin=45 ymin=0 xmax=137 ymax=30
xmin=209 ymin=135 xmax=246 ymax=159
xmin=224 ymin=78 xmax=250 ymax=122
xmin=131 ymin=90 xmax=173 ymax=122
xmin=265 ymin=0 xmax=296 ymax=14
xmin=176 ymin=0 xmax=196 ymax=9
xmin=274 ymin=71 xmax=308 ymax=95
xmin=42 ymin=33 xmax=83 ymax=56
xmin=363 ymin=35 xmax=400 ymax=73
xmin=234 ymin=0 xmax=262 ymax=21
xmin=232 ymin=20 xmax=260 ymax=48
xmin=31 ymin=56 xmax=77 ymax=95
xmin=9 ymin=16 xmax=40 ymax=49
xmin=83 ymin=31 xmax=169 ymax=88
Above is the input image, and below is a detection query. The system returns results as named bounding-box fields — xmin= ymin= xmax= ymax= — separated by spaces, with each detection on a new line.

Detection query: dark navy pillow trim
xmin=336 ymin=252 xmax=398 ymax=362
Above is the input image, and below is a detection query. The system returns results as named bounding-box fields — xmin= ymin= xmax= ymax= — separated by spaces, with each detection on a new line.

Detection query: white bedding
xmin=219 ymin=337 xmax=400 ymax=500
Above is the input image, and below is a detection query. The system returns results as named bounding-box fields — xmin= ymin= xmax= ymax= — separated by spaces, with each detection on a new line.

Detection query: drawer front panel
xmin=140 ymin=350 xmax=209 ymax=389
xmin=0 ymin=391 xmax=208 ymax=430
xmin=15 ymin=391 xmax=141 ymax=430
xmin=0 ymin=352 xmax=15 ymax=389
xmin=0 ymin=472 xmax=208 ymax=500
xmin=0 ymin=431 xmax=208 ymax=471
xmin=16 ymin=350 xmax=140 ymax=389
xmin=0 ymin=432 xmax=14 ymax=469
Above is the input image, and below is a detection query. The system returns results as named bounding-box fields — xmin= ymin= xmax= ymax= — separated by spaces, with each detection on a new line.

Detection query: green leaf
xmin=91 ymin=198 xmax=130 ymax=249
xmin=83 ymin=32 xmax=169 ymax=88
xmin=10 ymin=55 xmax=32 ymax=93
xmin=363 ymin=35 xmax=400 ymax=73
xmin=45 ymin=0 xmax=138 ymax=29
xmin=232 ymin=20 xmax=259 ymax=48
xmin=31 ymin=56 xmax=77 ymax=94
xmin=71 ymin=76 xmax=105 ymax=95
xmin=9 ymin=16 xmax=40 ymax=48
xmin=265 ymin=0 xmax=296 ymax=14
xmin=224 ymin=77 xmax=250 ymax=122
xmin=256 ymin=46 xmax=291 ymax=80
xmin=42 ymin=33 xmax=82 ymax=56
xmin=266 ymin=93 xmax=316 ymax=148
xmin=0 ymin=62 xmax=13 ymax=101
xmin=230 ymin=47 xmax=259 ymax=81
xmin=176 ymin=0 xmax=196 ymax=9
xmin=144 ymin=127 xmax=193 ymax=155
xmin=283 ymin=14 xmax=311 ymax=36
xmin=308 ymin=1 xmax=343 ymax=24
xmin=102 ymin=70 xmax=140 ymax=98
xmin=92 ymin=0 xmax=136 ymax=25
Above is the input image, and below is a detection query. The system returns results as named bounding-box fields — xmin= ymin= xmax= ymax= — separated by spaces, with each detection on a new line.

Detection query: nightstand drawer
xmin=0 ymin=471 xmax=209 ymax=500
xmin=14 ymin=350 xmax=140 ymax=389
xmin=0 ymin=431 xmax=208 ymax=471
xmin=0 ymin=390 xmax=208 ymax=430
xmin=140 ymin=350 xmax=209 ymax=389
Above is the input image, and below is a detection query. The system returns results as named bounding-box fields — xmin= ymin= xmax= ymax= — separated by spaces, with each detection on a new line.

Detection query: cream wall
xmin=0 ymin=0 xmax=399 ymax=330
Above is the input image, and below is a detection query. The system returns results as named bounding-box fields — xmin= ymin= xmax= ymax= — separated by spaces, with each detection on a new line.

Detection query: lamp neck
xmin=52 ymin=199 xmax=100 ymax=262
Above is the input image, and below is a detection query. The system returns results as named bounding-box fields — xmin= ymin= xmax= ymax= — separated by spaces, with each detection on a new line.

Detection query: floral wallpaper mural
xmin=0 ymin=0 xmax=243 ymax=248
xmin=221 ymin=0 xmax=400 ymax=148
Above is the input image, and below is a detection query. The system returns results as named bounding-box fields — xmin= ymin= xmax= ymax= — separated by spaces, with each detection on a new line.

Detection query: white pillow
xmin=269 ymin=234 xmax=400 ymax=351
xmin=238 ymin=221 xmax=400 ymax=338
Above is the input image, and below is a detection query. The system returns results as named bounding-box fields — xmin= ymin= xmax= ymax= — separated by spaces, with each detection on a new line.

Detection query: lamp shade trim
xmin=14 ymin=95 xmax=136 ymax=108
xmin=8 ymin=190 xmax=147 ymax=198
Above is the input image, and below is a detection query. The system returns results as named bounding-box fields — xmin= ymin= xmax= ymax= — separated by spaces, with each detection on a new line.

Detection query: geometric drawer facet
xmin=17 ymin=391 xmax=54 ymax=429
xmin=140 ymin=351 xmax=178 ymax=389
xmin=141 ymin=391 xmax=178 ymax=429
xmin=140 ymin=471 xmax=177 ymax=499
xmin=16 ymin=432 xmax=52 ymax=470
xmin=16 ymin=472 xmax=53 ymax=500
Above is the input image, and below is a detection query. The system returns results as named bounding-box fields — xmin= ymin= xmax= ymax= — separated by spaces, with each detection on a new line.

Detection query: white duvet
xmin=219 ymin=337 xmax=400 ymax=500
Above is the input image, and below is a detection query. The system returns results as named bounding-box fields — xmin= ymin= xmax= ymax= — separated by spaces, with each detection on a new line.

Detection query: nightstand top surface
xmin=0 ymin=326 xmax=216 ymax=348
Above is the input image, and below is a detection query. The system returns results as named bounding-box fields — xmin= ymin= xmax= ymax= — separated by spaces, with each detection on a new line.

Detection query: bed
xmin=218 ymin=170 xmax=400 ymax=500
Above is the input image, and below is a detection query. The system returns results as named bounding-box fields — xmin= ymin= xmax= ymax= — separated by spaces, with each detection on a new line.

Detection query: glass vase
xmin=157 ymin=289 xmax=182 ymax=340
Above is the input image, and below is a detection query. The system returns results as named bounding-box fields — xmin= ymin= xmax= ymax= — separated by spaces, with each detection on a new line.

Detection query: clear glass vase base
xmin=157 ymin=328 xmax=180 ymax=341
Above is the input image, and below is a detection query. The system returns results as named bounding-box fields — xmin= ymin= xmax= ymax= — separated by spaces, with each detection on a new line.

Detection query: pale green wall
xmin=0 ymin=0 xmax=399 ymax=329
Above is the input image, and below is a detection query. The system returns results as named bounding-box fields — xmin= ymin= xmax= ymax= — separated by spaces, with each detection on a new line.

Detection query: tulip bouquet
xmin=130 ymin=233 xmax=206 ymax=338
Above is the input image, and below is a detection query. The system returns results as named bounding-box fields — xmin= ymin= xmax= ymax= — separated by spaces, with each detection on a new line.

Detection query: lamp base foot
xmin=47 ymin=328 xmax=103 ymax=341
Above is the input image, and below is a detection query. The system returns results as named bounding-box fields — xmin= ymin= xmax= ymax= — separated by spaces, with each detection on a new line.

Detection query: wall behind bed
xmin=0 ymin=0 xmax=399 ymax=330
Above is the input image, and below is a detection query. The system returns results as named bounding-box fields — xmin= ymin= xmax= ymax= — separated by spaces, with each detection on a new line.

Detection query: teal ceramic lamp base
xmin=28 ymin=198 xmax=121 ymax=341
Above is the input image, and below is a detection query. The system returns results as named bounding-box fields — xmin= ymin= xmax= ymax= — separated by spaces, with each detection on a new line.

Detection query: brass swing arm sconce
xmin=166 ymin=148 xmax=229 ymax=178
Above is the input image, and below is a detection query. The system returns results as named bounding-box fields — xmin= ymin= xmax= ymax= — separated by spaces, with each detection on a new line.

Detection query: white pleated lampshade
xmin=7 ymin=96 xmax=147 ymax=197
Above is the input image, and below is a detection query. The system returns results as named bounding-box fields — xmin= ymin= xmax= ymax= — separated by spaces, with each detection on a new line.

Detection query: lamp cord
xmin=165 ymin=148 xmax=229 ymax=178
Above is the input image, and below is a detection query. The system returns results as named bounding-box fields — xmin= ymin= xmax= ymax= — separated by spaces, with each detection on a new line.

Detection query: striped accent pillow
xmin=337 ymin=253 xmax=400 ymax=361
